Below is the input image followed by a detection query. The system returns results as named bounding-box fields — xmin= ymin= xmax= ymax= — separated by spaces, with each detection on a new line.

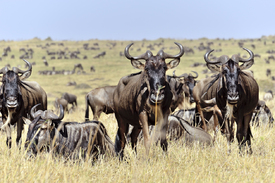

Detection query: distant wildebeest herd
xmin=0 ymin=41 xmax=274 ymax=162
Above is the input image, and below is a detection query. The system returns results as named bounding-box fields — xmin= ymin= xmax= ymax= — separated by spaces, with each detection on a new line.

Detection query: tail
xmin=114 ymin=130 xmax=121 ymax=155
xmin=85 ymin=95 xmax=90 ymax=122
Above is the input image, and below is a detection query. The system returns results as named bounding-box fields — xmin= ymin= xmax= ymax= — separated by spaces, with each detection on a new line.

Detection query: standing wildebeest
xmin=23 ymin=104 xmax=115 ymax=159
xmin=85 ymin=71 xmax=190 ymax=122
xmin=263 ymin=90 xmax=273 ymax=101
xmin=0 ymin=60 xmax=47 ymax=147
xmin=174 ymin=70 xmax=198 ymax=104
xmin=113 ymin=42 xmax=184 ymax=158
xmin=54 ymin=98 xmax=68 ymax=113
xmin=266 ymin=69 xmax=271 ymax=77
xmin=85 ymin=86 xmax=116 ymax=121
xmin=61 ymin=92 xmax=77 ymax=108
xmin=202 ymin=48 xmax=259 ymax=153
xmin=251 ymin=100 xmax=274 ymax=126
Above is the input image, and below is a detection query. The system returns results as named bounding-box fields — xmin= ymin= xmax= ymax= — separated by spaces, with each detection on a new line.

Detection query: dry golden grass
xmin=0 ymin=37 xmax=275 ymax=182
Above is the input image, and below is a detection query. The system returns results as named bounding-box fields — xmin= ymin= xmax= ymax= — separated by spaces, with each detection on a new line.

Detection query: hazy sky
xmin=1 ymin=0 xmax=274 ymax=41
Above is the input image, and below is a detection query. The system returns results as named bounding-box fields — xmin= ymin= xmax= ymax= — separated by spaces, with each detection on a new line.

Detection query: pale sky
xmin=0 ymin=0 xmax=274 ymax=41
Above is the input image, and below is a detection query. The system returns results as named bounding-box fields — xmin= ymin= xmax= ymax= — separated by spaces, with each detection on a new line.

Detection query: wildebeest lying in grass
xmin=127 ymin=114 xmax=213 ymax=146
xmin=23 ymin=104 xmax=115 ymax=160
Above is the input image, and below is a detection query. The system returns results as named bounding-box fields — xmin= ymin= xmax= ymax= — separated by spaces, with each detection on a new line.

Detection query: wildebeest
xmin=61 ymin=92 xmax=77 ymax=108
xmin=113 ymin=42 xmax=184 ymax=158
xmin=23 ymin=104 xmax=115 ymax=159
xmin=54 ymin=98 xmax=68 ymax=113
xmin=0 ymin=60 xmax=47 ymax=147
xmin=251 ymin=100 xmax=274 ymax=126
xmin=85 ymin=86 xmax=116 ymax=121
xmin=93 ymin=51 xmax=106 ymax=59
xmin=167 ymin=115 xmax=213 ymax=145
xmin=266 ymin=69 xmax=271 ymax=77
xmin=202 ymin=48 xmax=259 ymax=153
xmin=263 ymin=90 xmax=273 ymax=101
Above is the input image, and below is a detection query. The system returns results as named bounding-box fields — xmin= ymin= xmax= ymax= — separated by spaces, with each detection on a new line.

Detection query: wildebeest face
xmin=184 ymin=76 xmax=197 ymax=103
xmin=204 ymin=48 xmax=255 ymax=105
xmin=145 ymin=57 xmax=168 ymax=104
xmin=221 ymin=61 xmax=240 ymax=104
xmin=2 ymin=71 xmax=21 ymax=108
xmin=24 ymin=118 xmax=52 ymax=155
xmin=124 ymin=42 xmax=184 ymax=105
xmin=0 ymin=60 xmax=32 ymax=109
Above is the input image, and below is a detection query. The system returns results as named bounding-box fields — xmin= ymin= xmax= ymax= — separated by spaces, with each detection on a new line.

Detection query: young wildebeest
xmin=202 ymin=48 xmax=259 ymax=154
xmin=85 ymin=86 xmax=116 ymax=121
xmin=61 ymin=92 xmax=77 ymax=109
xmin=54 ymin=98 xmax=68 ymax=113
xmin=251 ymin=100 xmax=274 ymax=127
xmin=113 ymin=42 xmax=184 ymax=158
xmin=23 ymin=104 xmax=115 ymax=159
xmin=0 ymin=60 xmax=47 ymax=148
xmin=263 ymin=90 xmax=273 ymax=101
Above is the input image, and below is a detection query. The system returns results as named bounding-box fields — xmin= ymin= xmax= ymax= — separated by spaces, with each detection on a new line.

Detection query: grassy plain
xmin=0 ymin=36 xmax=275 ymax=182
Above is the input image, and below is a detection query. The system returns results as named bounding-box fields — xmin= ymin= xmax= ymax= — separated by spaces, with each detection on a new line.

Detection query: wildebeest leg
xmin=243 ymin=114 xmax=253 ymax=154
xmin=130 ymin=127 xmax=141 ymax=154
xmin=196 ymin=103 xmax=208 ymax=131
xmin=114 ymin=116 xmax=129 ymax=159
xmin=85 ymin=97 xmax=90 ymax=121
xmin=224 ymin=115 xmax=232 ymax=154
xmin=16 ymin=118 xmax=24 ymax=148
xmin=140 ymin=111 xmax=151 ymax=156
xmin=158 ymin=112 xmax=169 ymax=152
xmin=152 ymin=111 xmax=168 ymax=152
xmin=236 ymin=115 xmax=245 ymax=154
xmin=3 ymin=117 xmax=12 ymax=148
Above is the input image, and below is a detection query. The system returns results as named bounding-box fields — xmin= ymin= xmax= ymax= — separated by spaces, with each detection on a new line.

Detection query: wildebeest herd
xmin=0 ymin=42 xmax=273 ymax=162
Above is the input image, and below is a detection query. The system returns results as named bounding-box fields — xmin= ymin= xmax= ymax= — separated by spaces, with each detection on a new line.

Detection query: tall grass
xmin=0 ymin=37 xmax=275 ymax=182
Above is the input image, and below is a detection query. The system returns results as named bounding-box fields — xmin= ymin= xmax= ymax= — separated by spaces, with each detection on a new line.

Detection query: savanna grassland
xmin=1 ymin=36 xmax=275 ymax=182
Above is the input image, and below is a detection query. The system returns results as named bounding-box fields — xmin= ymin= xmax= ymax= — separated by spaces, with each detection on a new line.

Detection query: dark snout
xmin=227 ymin=91 xmax=239 ymax=104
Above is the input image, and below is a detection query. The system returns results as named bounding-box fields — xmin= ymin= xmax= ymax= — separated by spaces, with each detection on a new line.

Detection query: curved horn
xmin=30 ymin=103 xmax=41 ymax=119
xmin=124 ymin=43 xmax=152 ymax=60
xmin=159 ymin=42 xmax=184 ymax=59
xmin=191 ymin=71 xmax=198 ymax=78
xmin=239 ymin=48 xmax=254 ymax=62
xmin=12 ymin=59 xmax=32 ymax=74
xmin=0 ymin=66 xmax=9 ymax=75
xmin=204 ymin=49 xmax=220 ymax=64
xmin=55 ymin=104 xmax=64 ymax=121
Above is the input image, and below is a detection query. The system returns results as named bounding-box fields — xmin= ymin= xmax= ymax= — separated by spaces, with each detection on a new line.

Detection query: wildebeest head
xmin=124 ymin=42 xmax=184 ymax=104
xmin=23 ymin=104 xmax=64 ymax=156
xmin=204 ymin=48 xmax=254 ymax=104
xmin=0 ymin=59 xmax=32 ymax=108
xmin=173 ymin=70 xmax=198 ymax=103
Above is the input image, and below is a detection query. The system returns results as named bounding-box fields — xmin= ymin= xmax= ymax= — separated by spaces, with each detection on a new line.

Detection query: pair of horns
xmin=204 ymin=48 xmax=254 ymax=64
xmin=0 ymin=59 xmax=32 ymax=75
xmin=124 ymin=42 xmax=184 ymax=60
xmin=30 ymin=103 xmax=64 ymax=121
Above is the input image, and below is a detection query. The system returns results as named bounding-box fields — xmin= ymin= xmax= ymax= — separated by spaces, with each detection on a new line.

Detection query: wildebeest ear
xmin=22 ymin=117 xmax=32 ymax=125
xmin=167 ymin=59 xmax=180 ymax=69
xmin=131 ymin=60 xmax=145 ymax=70
xmin=19 ymin=71 xmax=31 ymax=80
xmin=206 ymin=63 xmax=220 ymax=72
xmin=239 ymin=60 xmax=254 ymax=70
